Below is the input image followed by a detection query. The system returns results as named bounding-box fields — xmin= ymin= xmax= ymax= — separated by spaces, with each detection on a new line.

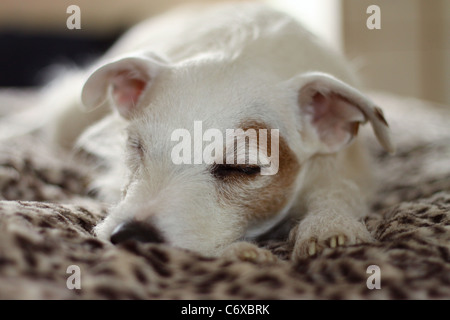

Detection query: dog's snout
xmin=110 ymin=221 xmax=164 ymax=245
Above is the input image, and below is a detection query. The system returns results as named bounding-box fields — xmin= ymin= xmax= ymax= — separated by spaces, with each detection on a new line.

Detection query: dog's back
xmin=45 ymin=2 xmax=361 ymax=149
xmin=106 ymin=3 xmax=358 ymax=83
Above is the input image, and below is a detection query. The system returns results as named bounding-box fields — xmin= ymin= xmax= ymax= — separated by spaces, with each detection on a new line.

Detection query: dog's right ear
xmin=81 ymin=54 xmax=164 ymax=119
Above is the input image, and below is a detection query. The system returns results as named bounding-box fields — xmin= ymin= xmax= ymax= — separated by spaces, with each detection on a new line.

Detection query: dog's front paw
xmin=289 ymin=214 xmax=373 ymax=260
xmin=221 ymin=242 xmax=278 ymax=264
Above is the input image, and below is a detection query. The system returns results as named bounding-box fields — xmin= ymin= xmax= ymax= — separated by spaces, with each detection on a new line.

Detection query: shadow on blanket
xmin=0 ymin=92 xmax=449 ymax=299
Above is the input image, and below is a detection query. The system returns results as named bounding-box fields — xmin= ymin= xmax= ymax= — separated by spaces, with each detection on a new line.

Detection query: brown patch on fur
xmin=216 ymin=120 xmax=300 ymax=224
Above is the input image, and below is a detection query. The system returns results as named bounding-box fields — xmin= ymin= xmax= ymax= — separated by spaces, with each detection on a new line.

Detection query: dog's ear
xmin=290 ymin=72 xmax=394 ymax=154
xmin=81 ymin=54 xmax=164 ymax=119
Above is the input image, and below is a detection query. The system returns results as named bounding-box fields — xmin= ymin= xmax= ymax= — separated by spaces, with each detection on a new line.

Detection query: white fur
xmin=41 ymin=3 xmax=393 ymax=259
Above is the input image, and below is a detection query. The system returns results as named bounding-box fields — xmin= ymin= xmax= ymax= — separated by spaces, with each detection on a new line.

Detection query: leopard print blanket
xmin=0 ymin=91 xmax=449 ymax=299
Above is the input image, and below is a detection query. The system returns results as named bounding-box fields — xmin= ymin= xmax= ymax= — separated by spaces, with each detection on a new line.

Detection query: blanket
xmin=0 ymin=91 xmax=449 ymax=299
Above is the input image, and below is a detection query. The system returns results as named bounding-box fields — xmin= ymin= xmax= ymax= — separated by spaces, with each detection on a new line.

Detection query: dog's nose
xmin=110 ymin=221 xmax=164 ymax=245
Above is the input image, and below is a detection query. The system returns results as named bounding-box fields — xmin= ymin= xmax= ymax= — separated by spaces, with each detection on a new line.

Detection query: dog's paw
xmin=289 ymin=214 xmax=373 ymax=260
xmin=221 ymin=242 xmax=278 ymax=264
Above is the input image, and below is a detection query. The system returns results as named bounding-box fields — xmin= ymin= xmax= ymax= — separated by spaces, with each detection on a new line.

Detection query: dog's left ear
xmin=81 ymin=54 xmax=165 ymax=119
xmin=289 ymin=72 xmax=394 ymax=154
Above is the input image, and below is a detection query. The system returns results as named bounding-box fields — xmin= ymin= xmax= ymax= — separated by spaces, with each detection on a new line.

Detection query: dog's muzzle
xmin=110 ymin=220 xmax=164 ymax=245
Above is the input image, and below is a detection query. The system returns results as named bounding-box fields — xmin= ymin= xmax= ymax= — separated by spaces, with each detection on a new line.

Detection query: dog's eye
xmin=211 ymin=164 xmax=261 ymax=179
xmin=127 ymin=136 xmax=144 ymax=157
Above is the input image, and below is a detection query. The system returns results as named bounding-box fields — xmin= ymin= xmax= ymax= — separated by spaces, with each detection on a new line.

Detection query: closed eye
xmin=211 ymin=164 xmax=261 ymax=180
xmin=127 ymin=136 xmax=144 ymax=158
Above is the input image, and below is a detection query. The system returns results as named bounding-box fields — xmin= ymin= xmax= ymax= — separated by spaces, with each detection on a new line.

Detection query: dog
xmin=39 ymin=2 xmax=394 ymax=261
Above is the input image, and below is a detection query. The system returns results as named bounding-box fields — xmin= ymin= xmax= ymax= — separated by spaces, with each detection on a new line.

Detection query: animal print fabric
xmin=0 ymin=92 xmax=449 ymax=299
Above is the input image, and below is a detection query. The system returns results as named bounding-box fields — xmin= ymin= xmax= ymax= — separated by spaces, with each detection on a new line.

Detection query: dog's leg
xmin=31 ymin=69 xmax=110 ymax=150
xmin=48 ymin=96 xmax=108 ymax=149
xmin=289 ymin=154 xmax=373 ymax=260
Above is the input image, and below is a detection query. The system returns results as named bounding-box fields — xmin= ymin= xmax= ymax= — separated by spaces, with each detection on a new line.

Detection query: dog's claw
xmin=330 ymin=236 xmax=337 ymax=248
xmin=308 ymin=241 xmax=316 ymax=256
xmin=242 ymin=250 xmax=257 ymax=260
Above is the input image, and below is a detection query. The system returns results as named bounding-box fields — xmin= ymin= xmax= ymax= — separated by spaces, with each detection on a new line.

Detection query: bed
xmin=0 ymin=90 xmax=449 ymax=299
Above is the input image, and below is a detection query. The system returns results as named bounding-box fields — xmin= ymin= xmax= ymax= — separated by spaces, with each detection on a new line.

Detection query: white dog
xmin=39 ymin=2 xmax=394 ymax=260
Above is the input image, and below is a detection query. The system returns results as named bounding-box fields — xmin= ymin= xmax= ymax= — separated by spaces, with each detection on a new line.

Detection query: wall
xmin=342 ymin=0 xmax=449 ymax=105
xmin=1 ymin=0 xmax=448 ymax=105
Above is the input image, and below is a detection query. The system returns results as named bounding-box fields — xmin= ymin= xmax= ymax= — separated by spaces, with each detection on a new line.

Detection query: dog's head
xmin=80 ymin=53 xmax=393 ymax=256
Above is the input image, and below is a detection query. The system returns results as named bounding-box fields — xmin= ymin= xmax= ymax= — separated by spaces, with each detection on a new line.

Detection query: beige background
xmin=0 ymin=0 xmax=448 ymax=105
xmin=342 ymin=0 xmax=449 ymax=105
